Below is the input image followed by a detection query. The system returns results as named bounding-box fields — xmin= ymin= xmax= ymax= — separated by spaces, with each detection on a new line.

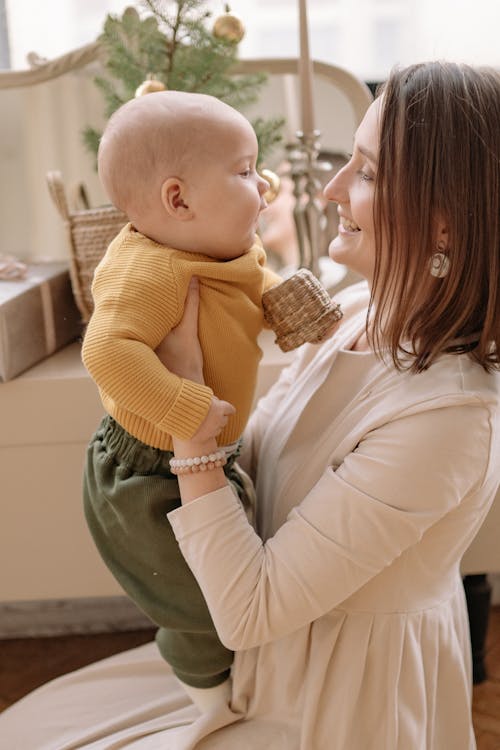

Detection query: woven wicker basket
xmin=262 ymin=268 xmax=343 ymax=351
xmin=46 ymin=171 xmax=127 ymax=322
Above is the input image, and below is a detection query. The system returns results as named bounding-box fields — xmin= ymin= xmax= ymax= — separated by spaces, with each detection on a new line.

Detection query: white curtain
xmin=0 ymin=66 xmax=108 ymax=261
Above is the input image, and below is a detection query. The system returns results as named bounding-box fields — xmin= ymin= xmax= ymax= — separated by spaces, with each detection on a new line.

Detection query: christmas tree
xmin=84 ymin=0 xmax=284 ymax=166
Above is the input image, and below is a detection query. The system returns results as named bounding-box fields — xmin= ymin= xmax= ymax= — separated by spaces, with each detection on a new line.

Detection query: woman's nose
xmin=323 ymin=169 xmax=345 ymax=204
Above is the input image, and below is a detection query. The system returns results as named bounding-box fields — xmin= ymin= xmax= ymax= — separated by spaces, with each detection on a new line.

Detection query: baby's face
xmin=185 ymin=117 xmax=270 ymax=259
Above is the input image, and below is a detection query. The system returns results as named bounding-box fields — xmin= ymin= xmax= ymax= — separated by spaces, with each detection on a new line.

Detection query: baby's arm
xmin=190 ymin=397 xmax=236 ymax=442
xmin=82 ymin=249 xmax=214 ymax=440
xmin=262 ymin=265 xmax=283 ymax=293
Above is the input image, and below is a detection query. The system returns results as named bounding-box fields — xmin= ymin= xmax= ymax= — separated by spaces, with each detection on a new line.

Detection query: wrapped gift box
xmin=0 ymin=262 xmax=82 ymax=381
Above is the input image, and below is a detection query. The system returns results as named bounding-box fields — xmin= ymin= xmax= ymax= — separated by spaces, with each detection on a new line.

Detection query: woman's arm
xmin=160 ymin=277 xmax=491 ymax=651
xmin=168 ymin=402 xmax=492 ymax=650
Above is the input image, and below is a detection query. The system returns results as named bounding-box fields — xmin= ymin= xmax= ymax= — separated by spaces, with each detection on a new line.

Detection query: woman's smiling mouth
xmin=339 ymin=215 xmax=361 ymax=233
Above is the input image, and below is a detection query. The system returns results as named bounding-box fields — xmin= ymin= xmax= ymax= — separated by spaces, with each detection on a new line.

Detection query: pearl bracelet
xmin=169 ymin=450 xmax=227 ymax=475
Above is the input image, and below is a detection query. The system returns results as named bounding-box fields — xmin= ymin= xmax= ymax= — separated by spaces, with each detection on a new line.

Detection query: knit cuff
xmin=159 ymin=378 xmax=213 ymax=440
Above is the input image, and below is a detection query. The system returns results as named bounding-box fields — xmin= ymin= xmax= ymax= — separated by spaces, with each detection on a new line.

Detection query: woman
xmin=2 ymin=61 xmax=499 ymax=750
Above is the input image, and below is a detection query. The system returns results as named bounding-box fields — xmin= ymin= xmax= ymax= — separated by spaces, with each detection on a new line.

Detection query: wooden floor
xmin=1 ymin=608 xmax=499 ymax=748
xmin=473 ymin=606 xmax=500 ymax=749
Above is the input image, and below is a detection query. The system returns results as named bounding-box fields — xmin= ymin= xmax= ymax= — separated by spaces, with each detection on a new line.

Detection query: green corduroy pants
xmin=83 ymin=415 xmax=251 ymax=688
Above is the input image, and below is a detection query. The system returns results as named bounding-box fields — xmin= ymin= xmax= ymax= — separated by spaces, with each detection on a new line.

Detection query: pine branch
xmin=82 ymin=126 xmax=101 ymax=169
xmin=253 ymin=116 xmax=285 ymax=167
xmin=94 ymin=76 xmax=127 ymax=117
xmin=84 ymin=1 xmax=284 ymax=165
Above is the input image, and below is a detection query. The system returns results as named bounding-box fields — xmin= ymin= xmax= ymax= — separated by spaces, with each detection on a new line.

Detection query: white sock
xmin=179 ymin=677 xmax=232 ymax=713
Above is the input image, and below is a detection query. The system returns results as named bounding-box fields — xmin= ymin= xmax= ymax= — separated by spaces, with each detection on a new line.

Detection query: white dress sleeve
xmin=169 ymin=402 xmax=492 ymax=651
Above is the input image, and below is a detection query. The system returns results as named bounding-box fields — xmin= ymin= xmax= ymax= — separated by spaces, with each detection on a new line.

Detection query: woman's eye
xmin=240 ymin=169 xmax=251 ymax=177
xmin=357 ymin=170 xmax=374 ymax=182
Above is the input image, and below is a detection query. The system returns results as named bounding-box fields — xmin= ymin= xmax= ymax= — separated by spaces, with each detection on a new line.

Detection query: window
xmin=3 ymin=0 xmax=127 ymax=69
xmin=3 ymin=0 xmax=499 ymax=80
xmin=0 ymin=0 xmax=9 ymax=68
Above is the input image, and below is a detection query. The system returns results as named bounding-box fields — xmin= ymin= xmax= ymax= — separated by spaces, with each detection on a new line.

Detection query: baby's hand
xmin=191 ymin=396 xmax=236 ymax=442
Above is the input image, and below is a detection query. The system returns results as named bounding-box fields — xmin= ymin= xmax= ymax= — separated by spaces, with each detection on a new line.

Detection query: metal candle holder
xmin=286 ymin=129 xmax=331 ymax=280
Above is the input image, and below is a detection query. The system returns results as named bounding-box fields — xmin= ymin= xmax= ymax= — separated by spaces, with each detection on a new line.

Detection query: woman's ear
xmin=160 ymin=177 xmax=193 ymax=220
xmin=435 ymin=219 xmax=450 ymax=251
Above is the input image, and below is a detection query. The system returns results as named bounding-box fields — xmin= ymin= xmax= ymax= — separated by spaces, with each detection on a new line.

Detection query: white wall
xmin=0 ymin=69 xmax=110 ymax=262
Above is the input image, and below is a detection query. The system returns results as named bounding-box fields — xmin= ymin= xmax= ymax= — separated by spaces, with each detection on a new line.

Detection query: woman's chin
xmin=328 ymin=236 xmax=348 ymax=264
xmin=328 ymin=237 xmax=370 ymax=281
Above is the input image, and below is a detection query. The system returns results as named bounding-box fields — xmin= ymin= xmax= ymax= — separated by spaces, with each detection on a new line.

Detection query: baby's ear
xmin=160 ymin=177 xmax=193 ymax=220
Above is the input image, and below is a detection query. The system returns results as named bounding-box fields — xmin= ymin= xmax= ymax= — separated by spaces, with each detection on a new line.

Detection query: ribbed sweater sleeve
xmin=260 ymin=266 xmax=282 ymax=330
xmin=262 ymin=266 xmax=282 ymax=292
xmin=81 ymin=230 xmax=213 ymax=440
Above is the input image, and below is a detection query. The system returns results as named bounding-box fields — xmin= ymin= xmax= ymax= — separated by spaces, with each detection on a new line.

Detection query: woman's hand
xmin=158 ymin=277 xmax=231 ymax=502
xmin=156 ymin=276 xmax=236 ymax=443
xmin=155 ymin=277 xmax=205 ymax=384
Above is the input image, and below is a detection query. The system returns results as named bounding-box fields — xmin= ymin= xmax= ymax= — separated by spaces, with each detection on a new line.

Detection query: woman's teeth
xmin=340 ymin=217 xmax=361 ymax=232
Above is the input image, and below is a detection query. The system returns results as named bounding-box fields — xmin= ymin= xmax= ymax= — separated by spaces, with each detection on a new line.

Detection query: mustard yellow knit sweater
xmin=82 ymin=224 xmax=281 ymax=450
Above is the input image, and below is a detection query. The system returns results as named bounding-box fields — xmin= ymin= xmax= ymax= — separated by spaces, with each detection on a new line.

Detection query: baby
xmin=82 ymin=90 xmax=342 ymax=714
xmin=82 ymin=90 xmax=283 ymax=713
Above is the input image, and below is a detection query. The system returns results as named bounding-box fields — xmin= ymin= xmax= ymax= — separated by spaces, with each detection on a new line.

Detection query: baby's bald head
xmin=97 ymin=91 xmax=250 ymax=218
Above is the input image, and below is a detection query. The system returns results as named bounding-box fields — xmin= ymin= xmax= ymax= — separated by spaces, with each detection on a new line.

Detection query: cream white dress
xmin=2 ymin=282 xmax=499 ymax=750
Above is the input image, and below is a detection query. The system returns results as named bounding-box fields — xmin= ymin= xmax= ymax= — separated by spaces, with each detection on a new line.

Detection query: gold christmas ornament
xmin=260 ymin=168 xmax=281 ymax=204
xmin=135 ymin=76 xmax=166 ymax=97
xmin=212 ymin=6 xmax=245 ymax=43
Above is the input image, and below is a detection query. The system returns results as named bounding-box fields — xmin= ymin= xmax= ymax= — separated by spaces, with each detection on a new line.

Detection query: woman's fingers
xmin=155 ymin=276 xmax=204 ymax=382
xmin=179 ymin=276 xmax=200 ymax=334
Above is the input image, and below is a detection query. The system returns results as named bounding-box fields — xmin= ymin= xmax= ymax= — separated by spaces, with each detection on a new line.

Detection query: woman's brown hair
xmin=371 ymin=61 xmax=500 ymax=372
